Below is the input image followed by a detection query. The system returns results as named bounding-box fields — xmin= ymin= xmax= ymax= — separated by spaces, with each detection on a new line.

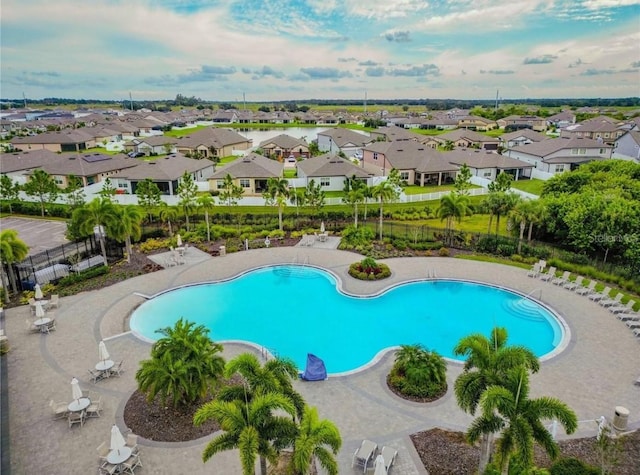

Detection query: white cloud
xmin=344 ymin=0 xmax=430 ymax=19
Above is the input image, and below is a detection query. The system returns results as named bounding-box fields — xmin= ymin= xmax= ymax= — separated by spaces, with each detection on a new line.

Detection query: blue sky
xmin=2 ymin=0 xmax=639 ymax=101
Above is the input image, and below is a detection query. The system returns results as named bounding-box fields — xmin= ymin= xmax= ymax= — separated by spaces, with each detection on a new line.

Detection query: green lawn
xmin=164 ymin=125 xmax=208 ymax=137
xmin=511 ymin=179 xmax=545 ymax=196
xmin=218 ymin=155 xmax=239 ymax=166
xmin=284 ymin=169 xmax=297 ymax=178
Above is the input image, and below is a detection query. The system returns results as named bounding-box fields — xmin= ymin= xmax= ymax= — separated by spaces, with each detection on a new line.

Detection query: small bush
xmin=348 ymin=257 xmax=391 ymax=280
xmin=550 ymin=457 xmax=599 ymax=475
xmin=57 ymin=266 xmax=109 ymax=286
xmin=438 ymin=247 xmax=450 ymax=257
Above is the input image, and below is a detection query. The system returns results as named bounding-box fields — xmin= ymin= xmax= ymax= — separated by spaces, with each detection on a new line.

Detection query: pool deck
xmin=4 ymin=247 xmax=640 ymax=474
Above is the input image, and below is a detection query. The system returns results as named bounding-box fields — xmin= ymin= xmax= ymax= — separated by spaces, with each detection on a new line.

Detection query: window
xmin=117 ymin=181 xmax=128 ymax=188
xmin=54 ymin=177 xmax=64 ymax=185
xmin=554 ymin=165 xmax=564 ymax=173
xmin=483 ymin=170 xmax=492 ymax=178
xmin=239 ymin=179 xmax=250 ymax=188
xmin=320 ymin=177 xmax=330 ymax=187
xmin=599 ymin=148 xmax=605 ymax=154
xmin=578 ymin=148 xmax=586 ymax=154
xmin=216 ymin=180 xmax=224 ymax=188
xmin=373 ymin=152 xmax=378 ymax=161
xmin=400 ymin=171 xmax=409 ymax=181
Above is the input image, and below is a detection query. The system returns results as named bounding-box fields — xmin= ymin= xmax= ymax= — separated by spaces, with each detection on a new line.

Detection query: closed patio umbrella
xmin=110 ymin=425 xmax=126 ymax=453
xmin=176 ymin=234 xmax=183 ymax=247
xmin=320 ymin=221 xmax=325 ymax=233
xmin=71 ymin=377 xmax=82 ymax=402
xmin=373 ymin=455 xmax=386 ymax=475
xmin=98 ymin=340 xmax=110 ymax=363
xmin=35 ymin=302 xmax=45 ymax=318
xmin=34 ymin=283 xmax=43 ymax=300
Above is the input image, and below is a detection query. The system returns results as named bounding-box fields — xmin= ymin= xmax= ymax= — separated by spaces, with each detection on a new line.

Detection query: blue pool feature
xmin=130 ymin=265 xmax=564 ymax=375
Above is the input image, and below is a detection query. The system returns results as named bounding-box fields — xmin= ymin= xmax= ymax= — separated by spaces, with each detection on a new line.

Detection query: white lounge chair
xmin=576 ymin=280 xmax=597 ymax=296
xmin=600 ymin=293 xmax=623 ymax=308
xmin=626 ymin=321 xmax=640 ymax=329
xmin=552 ymin=271 xmax=571 ymax=286
xmin=589 ymin=286 xmax=611 ymax=302
xmin=617 ymin=314 xmax=639 ymax=322
xmin=539 ymin=266 xmax=557 ymax=282
xmin=352 ymin=439 xmax=377 ymax=473
xmin=564 ymin=275 xmax=583 ymax=291
xmin=381 ymin=446 xmax=398 ymax=473
xmin=610 ymin=299 xmax=636 ymax=314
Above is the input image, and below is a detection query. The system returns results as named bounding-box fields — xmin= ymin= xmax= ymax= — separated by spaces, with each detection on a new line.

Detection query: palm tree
xmin=71 ymin=198 xmax=118 ymax=265
xmin=0 ymin=229 xmax=29 ymax=298
xmin=136 ymin=318 xmax=225 ymax=407
xmin=219 ymin=353 xmax=305 ymax=421
xmin=371 ymin=179 xmax=399 ymax=240
xmin=437 ymin=193 xmax=471 ymax=244
xmin=453 ymin=327 xmax=540 ymax=473
xmin=526 ymin=199 xmax=547 ymax=242
xmin=197 ymin=194 xmax=215 ymax=241
xmin=158 ymin=203 xmax=179 ymax=237
xmin=111 ymin=205 xmax=143 ymax=263
xmin=509 ymin=199 xmax=534 ymax=254
xmin=194 ymin=393 xmax=297 ymax=475
xmin=470 ymin=367 xmax=577 ymax=475
xmin=290 ymin=406 xmax=342 ymax=475
xmin=263 ymin=177 xmax=290 ymax=231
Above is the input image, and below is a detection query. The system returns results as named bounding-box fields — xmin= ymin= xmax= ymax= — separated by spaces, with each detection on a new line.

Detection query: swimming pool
xmin=130 ymin=265 xmax=565 ymax=375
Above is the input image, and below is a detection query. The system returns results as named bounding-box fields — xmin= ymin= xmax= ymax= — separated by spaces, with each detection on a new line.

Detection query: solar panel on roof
xmin=82 ymin=154 xmax=111 ymax=163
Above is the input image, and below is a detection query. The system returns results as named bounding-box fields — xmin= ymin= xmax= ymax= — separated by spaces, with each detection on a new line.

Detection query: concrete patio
xmin=3 ymin=248 xmax=639 ymax=474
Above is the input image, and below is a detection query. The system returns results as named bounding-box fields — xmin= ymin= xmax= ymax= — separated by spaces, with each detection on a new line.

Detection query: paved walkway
xmin=4 ymin=249 xmax=639 ymax=474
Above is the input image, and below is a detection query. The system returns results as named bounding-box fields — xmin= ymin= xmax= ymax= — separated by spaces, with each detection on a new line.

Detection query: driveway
xmin=0 ymin=217 xmax=69 ymax=256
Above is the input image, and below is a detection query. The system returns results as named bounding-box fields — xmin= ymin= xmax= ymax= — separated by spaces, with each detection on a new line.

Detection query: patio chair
xmin=576 ymin=280 xmax=597 ymax=296
xmin=110 ymin=360 xmax=124 ymax=377
xmin=88 ymin=368 xmax=106 ymax=384
xmin=552 ymin=271 xmax=571 ymax=286
xmin=617 ymin=314 xmax=639 ymax=322
xmin=96 ymin=441 xmax=109 ymax=462
xmin=381 ymin=446 xmax=398 ymax=473
xmin=28 ymin=297 xmax=37 ymax=314
xmin=122 ymin=453 xmax=143 ymax=474
xmin=126 ymin=433 xmax=139 ymax=454
xmin=352 ymin=439 xmax=378 ymax=473
xmin=588 ymin=286 xmax=611 ymax=302
xmin=68 ymin=410 xmax=85 ymax=428
xmin=633 ymin=328 xmax=640 ymax=338
xmin=49 ymin=399 xmax=68 ymax=420
xmin=25 ymin=319 xmax=40 ymax=334
xmin=539 ymin=266 xmax=557 ymax=282
xmin=563 ymin=275 xmax=584 ymax=291
xmin=86 ymin=396 xmax=102 ymax=418
xmin=49 ymin=294 xmax=59 ymax=308
xmin=626 ymin=321 xmax=640 ymax=329
xmin=609 ymin=299 xmax=636 ymax=315
xmin=600 ymin=292 xmax=623 ymax=308
xmin=45 ymin=316 xmax=56 ymax=332
xmin=527 ymin=263 xmax=541 ymax=278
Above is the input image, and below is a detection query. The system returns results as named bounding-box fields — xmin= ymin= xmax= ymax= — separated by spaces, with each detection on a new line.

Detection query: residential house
xmin=497 ymin=115 xmax=547 ymax=132
xmin=425 ymin=129 xmax=500 ymax=150
xmin=446 ymin=149 xmax=534 ymax=181
xmin=10 ymin=130 xmax=97 ymax=153
xmin=211 ymin=110 xmax=239 ymax=123
xmin=0 ymin=149 xmax=60 ymax=184
xmin=209 ymin=153 xmax=283 ymax=196
xmin=296 ymin=153 xmax=372 ymax=191
xmin=457 ymin=115 xmax=498 ymax=131
xmin=613 ymin=130 xmax=640 ymax=163
xmin=368 ymin=126 xmax=423 ymax=143
xmin=316 ymin=128 xmax=373 ymax=156
xmin=503 ymin=137 xmax=613 ymax=174
xmin=418 ymin=117 xmax=459 ymax=130
xmin=125 ymin=136 xmax=178 ymax=156
xmin=258 ymin=134 xmax=310 ymax=160
xmin=110 ymin=152 xmax=214 ymax=195
xmin=560 ymin=116 xmax=625 ymax=145
xmin=546 ymin=110 xmax=576 ymax=130
xmin=499 ymin=129 xmax=549 ymax=148
xmin=175 ymin=127 xmax=251 ymax=160
xmin=361 ymin=140 xmax=459 ymax=186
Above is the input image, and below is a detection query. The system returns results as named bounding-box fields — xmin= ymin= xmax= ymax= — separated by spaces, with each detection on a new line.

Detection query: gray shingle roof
xmin=110 ymin=153 xmax=212 ymax=180
xmin=176 ymin=127 xmax=251 ymax=149
xmin=446 ymin=149 xmax=534 ymax=169
xmin=316 ymin=128 xmax=372 ymax=147
xmin=505 ymin=136 xmax=612 ymax=157
xmin=297 ymin=154 xmax=370 ymax=178
xmin=210 ymin=153 xmax=282 ymax=179
xmin=258 ymin=134 xmax=308 ymax=149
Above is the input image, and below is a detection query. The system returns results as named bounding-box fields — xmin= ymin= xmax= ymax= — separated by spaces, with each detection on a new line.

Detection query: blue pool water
xmin=130 ymin=265 xmax=564 ymax=374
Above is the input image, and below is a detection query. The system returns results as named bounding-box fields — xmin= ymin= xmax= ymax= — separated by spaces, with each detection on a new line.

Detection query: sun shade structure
xmin=300 ymin=353 xmax=327 ymax=381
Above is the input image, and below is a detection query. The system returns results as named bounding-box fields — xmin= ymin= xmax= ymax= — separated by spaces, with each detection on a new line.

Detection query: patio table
xmin=96 ymin=360 xmax=114 ymax=372
xmin=107 ymin=446 xmax=132 ymax=472
xmin=33 ymin=317 xmax=51 ymax=333
xmin=68 ymin=397 xmax=90 ymax=413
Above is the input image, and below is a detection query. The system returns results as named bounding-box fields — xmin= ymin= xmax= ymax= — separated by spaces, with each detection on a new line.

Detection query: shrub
xmin=57 ymin=265 xmax=109 ymax=286
xmin=388 ymin=344 xmax=447 ymax=400
xmin=348 ymin=257 xmax=391 ymax=280
xmin=438 ymin=247 xmax=450 ymax=257
xmin=138 ymin=238 xmax=171 ymax=253
xmin=550 ymin=457 xmax=599 ymax=475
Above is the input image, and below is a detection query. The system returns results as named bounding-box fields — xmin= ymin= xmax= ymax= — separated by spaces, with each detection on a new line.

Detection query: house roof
xmin=37 ymin=153 xmax=140 ymax=177
xmin=446 ymin=149 xmax=534 ymax=169
xmin=438 ymin=129 xmax=499 ymax=143
xmin=0 ymin=149 xmax=59 ymax=173
xmin=131 ymin=135 xmax=179 ymax=147
xmin=209 ymin=153 xmax=282 ymax=179
xmin=364 ymin=140 xmax=458 ymax=173
xmin=617 ymin=130 xmax=640 ymax=145
xmin=505 ymin=136 xmax=612 ymax=157
xmin=316 ymin=128 xmax=372 ymax=147
xmin=258 ymin=134 xmax=308 ymax=149
xmin=369 ymin=126 xmax=422 ymax=142
xmin=297 ymin=153 xmax=370 ymax=178
xmin=499 ymin=129 xmax=549 ymax=142
xmin=111 ymin=153 xmax=212 ymax=181
xmin=176 ymin=127 xmax=251 ymax=149
xmin=10 ymin=130 xmax=94 ymax=145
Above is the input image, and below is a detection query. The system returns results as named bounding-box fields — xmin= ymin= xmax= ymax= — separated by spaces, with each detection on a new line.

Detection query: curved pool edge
xmin=128 ymin=264 xmax=571 ymax=375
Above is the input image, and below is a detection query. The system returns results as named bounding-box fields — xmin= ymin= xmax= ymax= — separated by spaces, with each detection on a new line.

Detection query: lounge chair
xmin=588 ymin=286 xmax=611 ymax=302
xmin=564 ymin=275 xmax=583 ymax=291
xmin=552 ymin=271 xmax=571 ymax=286
xmin=617 ymin=314 xmax=640 ymax=322
xmin=527 ymin=263 xmax=541 ymax=278
xmin=633 ymin=328 xmax=640 ymax=338
xmin=626 ymin=321 xmax=640 ymax=329
xmin=610 ymin=299 xmax=636 ymax=315
xmin=600 ymin=293 xmax=623 ymax=308
xmin=576 ymin=280 xmax=597 ymax=296
xmin=381 ymin=446 xmax=398 ymax=473
xmin=539 ymin=266 xmax=557 ymax=282
xmin=50 ymin=399 xmax=68 ymax=419
xmin=352 ymin=439 xmax=378 ymax=473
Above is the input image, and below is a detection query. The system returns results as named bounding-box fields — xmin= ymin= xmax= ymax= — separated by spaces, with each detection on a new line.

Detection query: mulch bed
xmin=411 ymin=427 xmax=640 ymax=475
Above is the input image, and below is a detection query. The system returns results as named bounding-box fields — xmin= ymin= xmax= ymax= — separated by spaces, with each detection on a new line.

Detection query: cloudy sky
xmin=2 ymin=0 xmax=639 ymax=102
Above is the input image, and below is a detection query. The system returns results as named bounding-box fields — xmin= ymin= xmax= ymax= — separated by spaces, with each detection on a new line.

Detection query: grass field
xmin=511 ymin=179 xmax=545 ymax=196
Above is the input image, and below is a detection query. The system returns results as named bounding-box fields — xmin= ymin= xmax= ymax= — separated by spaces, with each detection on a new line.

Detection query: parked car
xmin=287 ymin=155 xmax=296 ymax=163
xmin=127 ymin=151 xmax=144 ymax=158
